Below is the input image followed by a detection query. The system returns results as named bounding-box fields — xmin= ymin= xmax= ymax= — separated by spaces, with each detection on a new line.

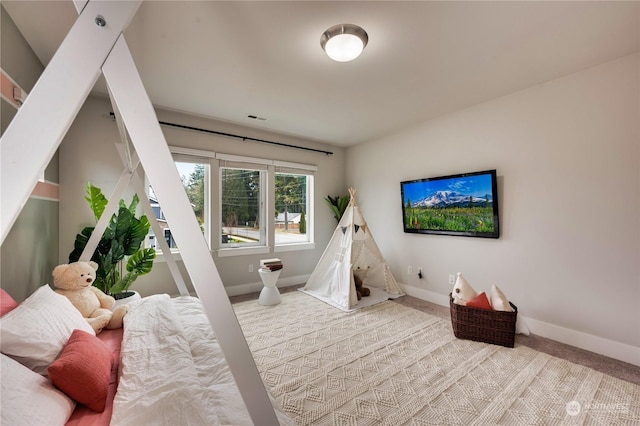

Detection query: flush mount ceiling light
xmin=320 ymin=24 xmax=368 ymax=62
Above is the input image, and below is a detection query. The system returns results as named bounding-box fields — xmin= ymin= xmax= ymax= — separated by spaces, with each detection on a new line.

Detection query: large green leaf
xmin=113 ymin=207 xmax=133 ymax=243
xmin=109 ymin=272 xmax=137 ymax=295
xmin=325 ymin=194 xmax=350 ymax=222
xmin=110 ymin=248 xmax=155 ymax=294
xmin=127 ymin=193 xmax=140 ymax=215
xmin=105 ymin=241 xmax=125 ymax=268
xmin=68 ymin=227 xmax=93 ymax=263
xmin=122 ymin=215 xmax=149 ymax=256
xmin=84 ymin=182 xmax=108 ymax=222
xmin=126 ymin=248 xmax=156 ymax=275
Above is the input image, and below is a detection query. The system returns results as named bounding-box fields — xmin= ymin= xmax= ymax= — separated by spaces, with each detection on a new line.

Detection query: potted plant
xmin=325 ymin=194 xmax=350 ymax=223
xmin=69 ymin=182 xmax=156 ymax=301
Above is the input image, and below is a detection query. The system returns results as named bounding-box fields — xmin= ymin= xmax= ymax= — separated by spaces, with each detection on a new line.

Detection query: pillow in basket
xmin=466 ymin=292 xmax=493 ymax=310
xmin=490 ymin=284 xmax=514 ymax=312
xmin=452 ymin=272 xmax=477 ymax=305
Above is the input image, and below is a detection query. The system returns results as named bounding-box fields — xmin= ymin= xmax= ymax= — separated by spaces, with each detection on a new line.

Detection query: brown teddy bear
xmin=53 ymin=261 xmax=128 ymax=334
xmin=353 ymin=267 xmax=371 ymax=300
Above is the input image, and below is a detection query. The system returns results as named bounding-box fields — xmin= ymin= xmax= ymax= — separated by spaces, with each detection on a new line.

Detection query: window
xmin=147 ymin=151 xmax=211 ymax=251
xmin=220 ymin=166 xmax=265 ymax=247
xmin=275 ymin=171 xmax=312 ymax=245
xmin=149 ymin=148 xmax=316 ymax=256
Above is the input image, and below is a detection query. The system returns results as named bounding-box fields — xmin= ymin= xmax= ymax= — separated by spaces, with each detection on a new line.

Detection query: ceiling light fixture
xmin=320 ymin=24 xmax=368 ymax=62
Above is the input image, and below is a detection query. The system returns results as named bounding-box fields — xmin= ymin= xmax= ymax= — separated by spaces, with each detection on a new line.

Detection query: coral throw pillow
xmin=48 ymin=329 xmax=113 ymax=412
xmin=0 ymin=289 xmax=18 ymax=316
xmin=466 ymin=292 xmax=493 ymax=311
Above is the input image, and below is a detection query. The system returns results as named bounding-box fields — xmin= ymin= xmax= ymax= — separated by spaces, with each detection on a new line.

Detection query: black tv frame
xmin=400 ymin=169 xmax=500 ymax=238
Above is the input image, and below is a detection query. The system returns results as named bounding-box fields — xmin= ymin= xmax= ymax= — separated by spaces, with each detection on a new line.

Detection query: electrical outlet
xmin=448 ymin=274 xmax=455 ymax=285
xmin=248 ymin=264 xmax=254 ymax=273
xmin=407 ymin=266 xmax=412 ymax=275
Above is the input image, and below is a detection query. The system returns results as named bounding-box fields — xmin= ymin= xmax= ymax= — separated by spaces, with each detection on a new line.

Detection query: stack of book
xmin=260 ymin=258 xmax=283 ymax=271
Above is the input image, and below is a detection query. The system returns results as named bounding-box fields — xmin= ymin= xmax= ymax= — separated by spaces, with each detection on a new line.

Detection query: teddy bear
xmin=53 ymin=261 xmax=128 ymax=334
xmin=353 ymin=267 xmax=371 ymax=300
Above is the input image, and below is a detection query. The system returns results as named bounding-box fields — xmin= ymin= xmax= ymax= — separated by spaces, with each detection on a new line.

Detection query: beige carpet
xmin=233 ymin=291 xmax=640 ymax=425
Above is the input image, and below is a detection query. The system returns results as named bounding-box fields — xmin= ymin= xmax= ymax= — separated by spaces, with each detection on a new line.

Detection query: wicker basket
xmin=449 ymin=293 xmax=517 ymax=348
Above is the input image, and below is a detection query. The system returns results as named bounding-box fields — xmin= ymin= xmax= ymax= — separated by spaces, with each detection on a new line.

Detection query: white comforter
xmin=110 ymin=294 xmax=291 ymax=426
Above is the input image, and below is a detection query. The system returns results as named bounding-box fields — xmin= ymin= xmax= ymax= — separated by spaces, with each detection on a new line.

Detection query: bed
xmin=0 ymin=285 xmax=293 ymax=425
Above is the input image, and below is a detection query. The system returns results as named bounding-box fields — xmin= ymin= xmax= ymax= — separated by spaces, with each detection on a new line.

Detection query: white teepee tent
xmin=303 ymin=188 xmax=403 ymax=310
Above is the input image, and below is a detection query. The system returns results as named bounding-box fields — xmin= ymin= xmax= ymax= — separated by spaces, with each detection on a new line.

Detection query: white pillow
xmin=0 ymin=284 xmax=95 ymax=375
xmin=489 ymin=284 xmax=529 ymax=334
xmin=490 ymin=284 xmax=514 ymax=312
xmin=452 ymin=272 xmax=477 ymax=305
xmin=1 ymin=354 xmax=75 ymax=425
xmin=516 ymin=316 xmax=530 ymax=336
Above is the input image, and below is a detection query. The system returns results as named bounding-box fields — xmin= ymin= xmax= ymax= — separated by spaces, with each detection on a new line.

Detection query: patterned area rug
xmin=233 ymin=291 xmax=639 ymax=425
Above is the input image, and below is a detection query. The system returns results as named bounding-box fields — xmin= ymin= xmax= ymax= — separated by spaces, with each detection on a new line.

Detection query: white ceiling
xmin=3 ymin=1 xmax=639 ymax=147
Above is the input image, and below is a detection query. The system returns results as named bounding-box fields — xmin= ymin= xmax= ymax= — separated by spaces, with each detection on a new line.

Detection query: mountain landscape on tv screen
xmin=411 ymin=190 xmax=493 ymax=209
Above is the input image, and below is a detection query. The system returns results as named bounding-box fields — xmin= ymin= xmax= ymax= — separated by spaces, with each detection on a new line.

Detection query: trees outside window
xmin=220 ymin=167 xmax=263 ymax=246
xmin=150 ymin=149 xmax=314 ymax=252
xmin=275 ymin=173 xmax=310 ymax=245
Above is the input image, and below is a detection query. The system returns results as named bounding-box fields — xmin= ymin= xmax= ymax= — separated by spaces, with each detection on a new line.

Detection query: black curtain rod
xmin=109 ymin=112 xmax=333 ymax=156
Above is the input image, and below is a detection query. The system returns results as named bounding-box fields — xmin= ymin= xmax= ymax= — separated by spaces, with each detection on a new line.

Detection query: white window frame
xmin=273 ymin=166 xmax=314 ymax=251
xmin=218 ymin=162 xmax=267 ymax=249
xmin=156 ymin=147 xmax=316 ymax=258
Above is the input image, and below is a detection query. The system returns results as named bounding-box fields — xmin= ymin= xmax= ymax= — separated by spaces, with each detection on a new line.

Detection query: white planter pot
xmin=112 ymin=290 xmax=142 ymax=309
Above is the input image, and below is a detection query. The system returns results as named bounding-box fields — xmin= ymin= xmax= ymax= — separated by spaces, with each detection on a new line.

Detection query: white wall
xmin=346 ymin=54 xmax=639 ymax=365
xmin=59 ymin=96 xmax=345 ymax=297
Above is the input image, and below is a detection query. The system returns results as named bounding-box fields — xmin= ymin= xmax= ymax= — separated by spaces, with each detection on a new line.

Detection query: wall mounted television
xmin=400 ymin=169 xmax=499 ymax=238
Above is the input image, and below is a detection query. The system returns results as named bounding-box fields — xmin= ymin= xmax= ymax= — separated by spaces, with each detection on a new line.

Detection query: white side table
xmin=258 ymin=268 xmax=281 ymax=306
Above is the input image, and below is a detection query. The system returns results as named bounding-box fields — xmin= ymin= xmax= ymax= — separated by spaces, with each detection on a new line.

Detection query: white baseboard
xmin=399 ymin=283 xmax=450 ymax=306
xmin=399 ymin=283 xmax=640 ymax=367
xmin=522 ymin=316 xmax=640 ymax=367
xmin=224 ymin=274 xmax=309 ymax=297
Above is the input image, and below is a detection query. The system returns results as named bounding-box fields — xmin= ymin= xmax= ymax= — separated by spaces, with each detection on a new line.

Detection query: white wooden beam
xmin=102 ymin=35 xmax=279 ymax=424
xmin=110 ymin=100 xmax=190 ymax=296
xmin=0 ymin=0 xmax=141 ymax=244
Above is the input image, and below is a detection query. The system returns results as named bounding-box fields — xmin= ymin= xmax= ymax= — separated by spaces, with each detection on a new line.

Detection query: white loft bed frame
xmin=0 ymin=1 xmax=278 ymax=424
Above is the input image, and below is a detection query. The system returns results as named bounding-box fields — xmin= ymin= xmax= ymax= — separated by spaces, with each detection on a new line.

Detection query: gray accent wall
xmin=1 ymin=5 xmax=58 ymax=302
